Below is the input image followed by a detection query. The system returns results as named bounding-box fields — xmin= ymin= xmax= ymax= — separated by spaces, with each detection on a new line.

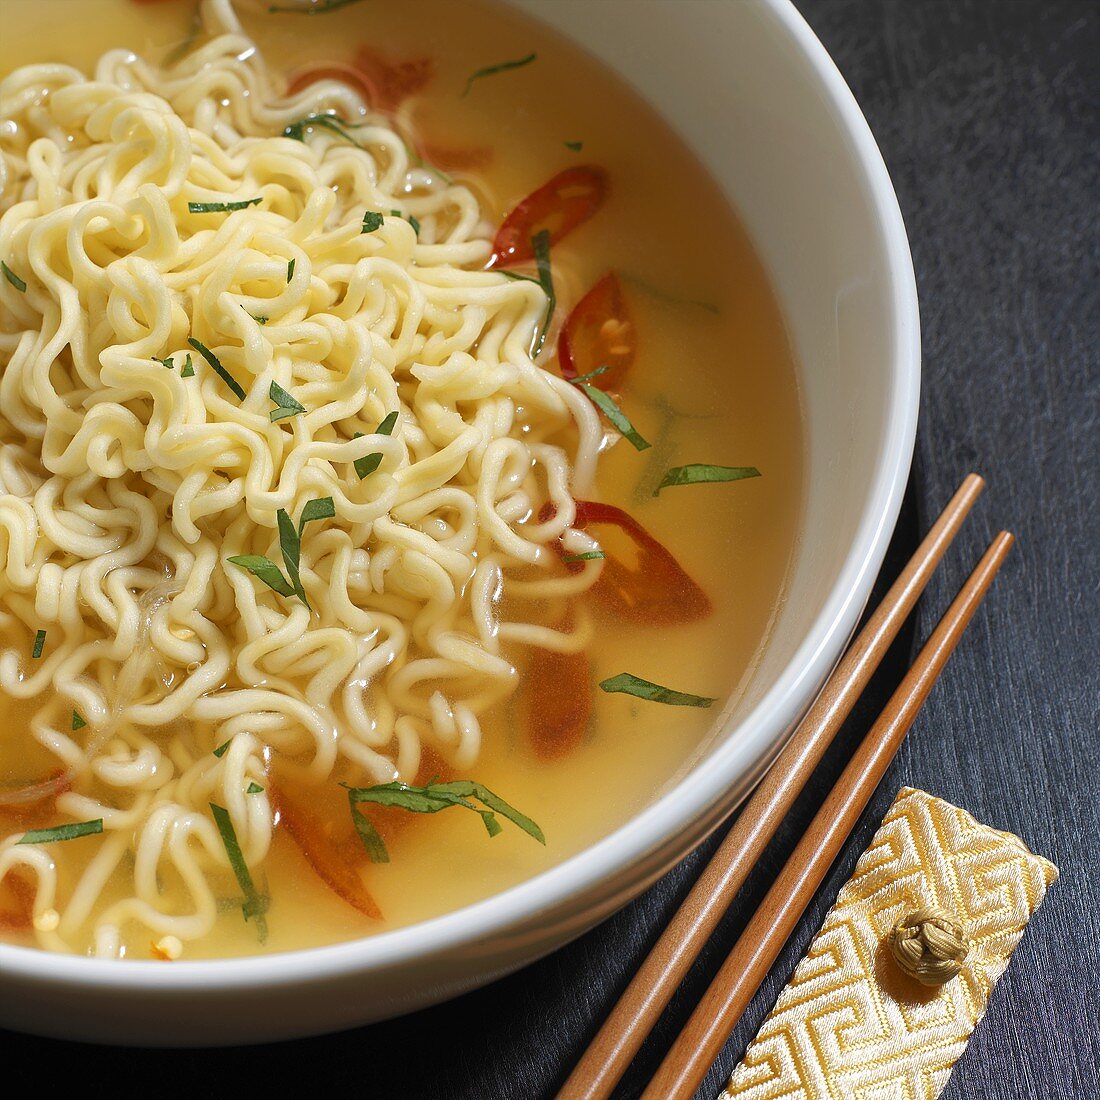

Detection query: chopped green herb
xmin=213 ymin=738 xmax=233 ymax=758
xmin=599 ymin=672 xmax=716 ymax=708
xmin=228 ymin=498 xmax=334 ymax=608
xmin=562 ymin=550 xmax=605 ymax=563
xmin=253 ymin=315 xmax=268 ymax=325
xmin=286 ymin=258 xmax=295 ymax=282
xmin=31 ymin=629 xmax=46 ymax=659
xmin=226 ymin=554 xmax=296 ymax=598
xmin=155 ymin=356 xmax=174 ymax=369
xmin=462 ymin=52 xmax=537 ymax=97
xmin=361 ymin=211 xmax=384 ymax=234
xmin=17 ymin=819 xmax=103 ymax=845
xmin=180 ymin=353 xmax=195 ymax=378
xmin=574 ymin=383 xmax=650 ymax=451
xmin=2 ymin=261 xmax=26 ymax=293
xmin=389 ymin=209 xmax=420 ymax=237
xmin=246 ymin=782 xmax=265 ymax=795
xmin=350 ymin=803 xmax=389 ymax=863
xmin=654 ymin=464 xmax=761 ymax=495
xmin=187 ymin=338 xmax=246 ymax=400
xmin=298 ymin=496 xmax=336 ymax=531
xmin=570 ymin=365 xmax=609 ymax=385
xmin=345 ymin=778 xmax=544 ymax=863
xmin=268 ymin=0 xmax=367 ymax=13
xmin=187 ymin=198 xmax=262 ymax=213
xmin=283 ymin=113 xmax=361 ymax=146
xmin=532 ymin=228 xmax=555 ymax=355
xmin=352 ymin=410 xmax=399 ymax=479
xmin=71 ymin=710 xmax=87 ymax=731
xmin=210 ymin=803 xmax=267 ymax=941
xmin=565 ymin=140 xmax=584 ymax=152
xmin=269 ymin=380 xmax=306 ymax=423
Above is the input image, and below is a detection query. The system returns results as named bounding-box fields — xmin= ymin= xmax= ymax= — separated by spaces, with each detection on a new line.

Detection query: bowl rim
xmin=0 ymin=0 xmax=920 ymax=997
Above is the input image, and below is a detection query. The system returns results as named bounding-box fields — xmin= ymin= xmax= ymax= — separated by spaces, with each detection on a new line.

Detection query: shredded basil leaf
xmin=71 ymin=710 xmax=86 ymax=731
xmin=349 ymin=800 xmax=389 ymax=863
xmin=228 ymin=498 xmax=333 ymax=607
xmin=187 ymin=198 xmax=262 ymax=213
xmin=246 ymin=782 xmax=265 ymax=794
xmin=532 ymin=228 xmax=555 ymax=355
xmin=269 ymin=0 xmax=367 ymax=13
xmin=362 ymin=210 xmax=384 ymax=234
xmin=31 ymin=629 xmax=46 ymax=659
xmin=654 ymin=464 xmax=762 ymax=495
xmin=562 ymin=550 xmax=605 ymax=563
xmin=599 ymin=672 xmax=715 ymax=708
xmin=286 ymin=258 xmax=295 ymax=282
xmin=155 ymin=356 xmax=174 ymax=369
xmin=569 ymin=365 xmax=609 ymax=385
xmin=180 ymin=353 xmax=195 ymax=378
xmin=187 ymin=338 xmax=246 ymax=400
xmin=210 ymin=803 xmax=268 ymax=941
xmin=18 ymin=819 xmax=103 ymax=845
xmin=226 ymin=554 xmax=296 ymax=598
xmin=574 ymin=383 xmax=650 ymax=451
xmin=565 ymin=140 xmax=583 ymax=152
xmin=213 ymin=738 xmax=233 ymax=758
xmin=298 ymin=496 xmax=336 ymax=531
xmin=345 ymin=778 xmax=544 ymax=862
xmin=352 ymin=410 xmax=399 ymax=479
xmin=283 ymin=113 xmax=360 ymax=145
xmin=2 ymin=261 xmax=27 ymax=293
xmin=462 ymin=52 xmax=537 ymax=97
xmin=499 ymin=270 xmax=541 ymax=285
xmin=269 ymin=381 xmax=306 ymax=422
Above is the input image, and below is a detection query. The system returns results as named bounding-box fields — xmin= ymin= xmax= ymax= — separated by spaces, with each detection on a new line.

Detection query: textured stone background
xmin=6 ymin=1 xmax=1097 ymax=1095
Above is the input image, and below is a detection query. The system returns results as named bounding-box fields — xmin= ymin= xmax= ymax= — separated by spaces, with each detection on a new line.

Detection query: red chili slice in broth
xmin=286 ymin=62 xmax=379 ymax=105
xmin=521 ymin=645 xmax=591 ymax=760
xmin=570 ymin=500 xmax=712 ymax=625
xmin=274 ymin=781 xmax=383 ymax=921
xmin=488 ymin=166 xmax=609 ymax=269
xmin=286 ymin=49 xmax=434 ymax=113
xmin=558 ymin=272 xmax=635 ymax=389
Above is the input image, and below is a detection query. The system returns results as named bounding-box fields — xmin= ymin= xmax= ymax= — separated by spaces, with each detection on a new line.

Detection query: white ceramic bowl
xmin=0 ymin=0 xmax=919 ymax=1045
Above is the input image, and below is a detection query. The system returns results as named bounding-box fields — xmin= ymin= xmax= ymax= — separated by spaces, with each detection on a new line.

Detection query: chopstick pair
xmin=559 ymin=473 xmax=1011 ymax=1100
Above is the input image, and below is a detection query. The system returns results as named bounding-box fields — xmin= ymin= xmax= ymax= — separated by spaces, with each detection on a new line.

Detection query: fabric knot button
xmin=887 ymin=905 xmax=971 ymax=986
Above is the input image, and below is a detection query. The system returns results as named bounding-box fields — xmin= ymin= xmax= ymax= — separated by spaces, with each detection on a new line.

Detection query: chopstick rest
xmin=719 ymin=786 xmax=1058 ymax=1100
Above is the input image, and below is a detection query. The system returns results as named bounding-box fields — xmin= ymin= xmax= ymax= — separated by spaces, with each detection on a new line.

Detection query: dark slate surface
xmin=6 ymin=0 xmax=1098 ymax=1094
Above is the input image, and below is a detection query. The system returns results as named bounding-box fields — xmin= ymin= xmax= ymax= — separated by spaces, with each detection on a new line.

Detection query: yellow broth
xmin=0 ymin=0 xmax=802 ymax=958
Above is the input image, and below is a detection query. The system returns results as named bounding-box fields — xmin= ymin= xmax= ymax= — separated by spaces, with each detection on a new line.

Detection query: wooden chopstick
xmin=558 ymin=474 xmax=985 ymax=1100
xmin=641 ymin=529 xmax=1015 ymax=1100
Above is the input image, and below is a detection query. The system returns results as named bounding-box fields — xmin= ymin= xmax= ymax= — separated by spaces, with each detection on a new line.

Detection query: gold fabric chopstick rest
xmin=720 ymin=786 xmax=1058 ymax=1100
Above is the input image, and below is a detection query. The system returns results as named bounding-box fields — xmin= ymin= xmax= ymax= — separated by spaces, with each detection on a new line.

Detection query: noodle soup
xmin=0 ymin=0 xmax=801 ymax=959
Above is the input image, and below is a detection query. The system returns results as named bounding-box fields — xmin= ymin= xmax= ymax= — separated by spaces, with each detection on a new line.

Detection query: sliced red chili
xmin=488 ymin=166 xmax=609 ymax=269
xmin=350 ymin=47 xmax=434 ymax=112
xmin=0 ymin=770 xmax=72 ymax=826
xmin=286 ymin=62 xmax=379 ymax=105
xmin=521 ymin=646 xmax=591 ymax=760
xmin=558 ymin=272 xmax=635 ymax=389
xmin=0 ymin=871 xmax=34 ymax=932
xmin=286 ymin=49 xmax=433 ymax=114
xmin=274 ymin=780 xmax=383 ymax=920
xmin=570 ymin=500 xmax=712 ymax=625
